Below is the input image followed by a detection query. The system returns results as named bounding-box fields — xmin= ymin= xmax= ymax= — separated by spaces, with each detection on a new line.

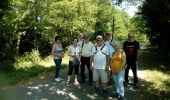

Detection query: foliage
xmin=139 ymin=0 xmax=170 ymax=53
xmin=0 ymin=0 xmax=143 ymax=64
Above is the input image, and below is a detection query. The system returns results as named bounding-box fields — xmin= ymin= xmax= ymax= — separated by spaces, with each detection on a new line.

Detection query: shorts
xmin=93 ymin=68 xmax=108 ymax=83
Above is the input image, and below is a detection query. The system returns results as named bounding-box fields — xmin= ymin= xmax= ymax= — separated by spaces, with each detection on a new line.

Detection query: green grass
xmin=0 ymin=50 xmax=69 ymax=88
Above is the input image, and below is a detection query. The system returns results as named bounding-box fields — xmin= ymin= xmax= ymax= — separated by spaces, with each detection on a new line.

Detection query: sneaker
xmin=74 ymin=81 xmax=79 ymax=85
xmin=58 ymin=77 xmax=64 ymax=81
xmin=55 ymin=78 xmax=60 ymax=82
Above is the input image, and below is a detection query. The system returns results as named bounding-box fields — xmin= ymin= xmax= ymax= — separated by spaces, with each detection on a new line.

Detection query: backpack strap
xmin=100 ymin=44 xmax=105 ymax=51
xmin=94 ymin=44 xmax=106 ymax=56
xmin=81 ymin=41 xmax=84 ymax=48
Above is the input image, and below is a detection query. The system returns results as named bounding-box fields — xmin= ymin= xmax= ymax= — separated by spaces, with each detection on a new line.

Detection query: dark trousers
xmin=54 ymin=59 xmax=62 ymax=78
xmin=68 ymin=61 xmax=79 ymax=75
xmin=80 ymin=56 xmax=92 ymax=82
xmin=125 ymin=60 xmax=138 ymax=84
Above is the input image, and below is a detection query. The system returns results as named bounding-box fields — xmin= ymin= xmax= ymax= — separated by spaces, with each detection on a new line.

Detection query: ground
xmin=0 ymin=48 xmax=169 ymax=100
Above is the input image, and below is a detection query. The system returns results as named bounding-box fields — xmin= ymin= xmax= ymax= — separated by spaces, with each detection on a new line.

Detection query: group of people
xmin=51 ymin=32 xmax=140 ymax=100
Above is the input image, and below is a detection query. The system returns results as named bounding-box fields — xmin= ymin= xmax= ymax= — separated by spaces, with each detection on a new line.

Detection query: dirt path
xmin=0 ymin=49 xmax=164 ymax=100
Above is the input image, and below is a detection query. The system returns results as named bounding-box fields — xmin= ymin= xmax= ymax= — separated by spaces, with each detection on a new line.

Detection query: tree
xmin=139 ymin=0 xmax=170 ymax=54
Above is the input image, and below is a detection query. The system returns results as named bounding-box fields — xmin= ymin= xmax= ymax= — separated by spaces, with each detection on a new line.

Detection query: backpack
xmin=94 ymin=44 xmax=106 ymax=56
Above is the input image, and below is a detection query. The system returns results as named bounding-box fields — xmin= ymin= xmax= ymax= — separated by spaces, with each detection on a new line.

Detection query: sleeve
xmin=105 ymin=46 xmax=110 ymax=56
xmin=68 ymin=46 xmax=72 ymax=53
xmin=136 ymin=41 xmax=140 ymax=49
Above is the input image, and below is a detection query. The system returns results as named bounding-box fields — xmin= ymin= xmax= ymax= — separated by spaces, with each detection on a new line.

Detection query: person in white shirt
xmin=80 ymin=34 xmax=94 ymax=86
xmin=90 ymin=35 xmax=110 ymax=95
xmin=105 ymin=32 xmax=116 ymax=83
xmin=67 ymin=38 xmax=81 ymax=85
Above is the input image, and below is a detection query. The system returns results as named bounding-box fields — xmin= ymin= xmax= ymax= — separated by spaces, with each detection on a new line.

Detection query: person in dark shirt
xmin=123 ymin=33 xmax=140 ymax=87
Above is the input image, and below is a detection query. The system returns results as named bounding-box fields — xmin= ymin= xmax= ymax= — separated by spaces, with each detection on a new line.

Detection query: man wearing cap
xmin=123 ymin=32 xmax=140 ymax=87
xmin=90 ymin=35 xmax=110 ymax=95
xmin=80 ymin=34 xmax=94 ymax=86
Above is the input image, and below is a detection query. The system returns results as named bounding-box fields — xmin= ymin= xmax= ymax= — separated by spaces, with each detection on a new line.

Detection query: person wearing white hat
xmin=90 ymin=35 xmax=110 ymax=95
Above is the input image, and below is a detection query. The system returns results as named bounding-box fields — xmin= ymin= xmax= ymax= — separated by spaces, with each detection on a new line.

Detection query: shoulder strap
xmin=81 ymin=41 xmax=84 ymax=48
xmin=100 ymin=44 xmax=105 ymax=51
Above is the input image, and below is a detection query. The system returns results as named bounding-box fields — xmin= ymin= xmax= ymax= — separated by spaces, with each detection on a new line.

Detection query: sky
xmin=112 ymin=1 xmax=141 ymax=16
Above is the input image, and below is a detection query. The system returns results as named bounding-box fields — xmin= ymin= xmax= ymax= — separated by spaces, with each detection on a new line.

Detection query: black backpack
xmin=94 ymin=44 xmax=106 ymax=56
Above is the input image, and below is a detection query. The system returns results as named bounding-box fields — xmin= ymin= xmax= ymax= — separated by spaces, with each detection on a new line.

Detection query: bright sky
xmin=113 ymin=1 xmax=140 ymax=17
xmin=126 ymin=6 xmax=137 ymax=16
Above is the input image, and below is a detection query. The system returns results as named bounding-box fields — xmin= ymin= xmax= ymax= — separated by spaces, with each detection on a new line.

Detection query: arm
xmin=105 ymin=55 xmax=110 ymax=71
xmin=136 ymin=41 xmax=140 ymax=60
xmin=90 ymin=56 xmax=93 ymax=71
xmin=51 ymin=44 xmax=56 ymax=57
xmin=68 ymin=46 xmax=76 ymax=57
xmin=136 ymin=49 xmax=140 ymax=60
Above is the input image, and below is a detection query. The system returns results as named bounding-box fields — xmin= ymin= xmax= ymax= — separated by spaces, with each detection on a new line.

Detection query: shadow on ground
xmin=0 ymin=49 xmax=170 ymax=100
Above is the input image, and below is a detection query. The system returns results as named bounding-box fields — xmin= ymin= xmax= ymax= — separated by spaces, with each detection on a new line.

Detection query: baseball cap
xmin=96 ymin=35 xmax=103 ymax=39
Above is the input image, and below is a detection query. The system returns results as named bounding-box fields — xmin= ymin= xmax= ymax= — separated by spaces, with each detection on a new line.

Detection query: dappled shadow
xmin=1 ymin=48 xmax=170 ymax=100
xmin=138 ymin=49 xmax=170 ymax=73
xmin=1 ymin=68 xmax=168 ymax=100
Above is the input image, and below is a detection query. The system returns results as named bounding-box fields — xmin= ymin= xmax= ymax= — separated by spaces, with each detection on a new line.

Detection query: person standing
xmin=90 ymin=35 xmax=110 ymax=95
xmin=123 ymin=32 xmax=140 ymax=87
xmin=51 ymin=36 xmax=64 ymax=82
xmin=67 ymin=38 xmax=81 ymax=85
xmin=80 ymin=34 xmax=94 ymax=86
xmin=105 ymin=32 xmax=116 ymax=83
xmin=111 ymin=41 xmax=126 ymax=100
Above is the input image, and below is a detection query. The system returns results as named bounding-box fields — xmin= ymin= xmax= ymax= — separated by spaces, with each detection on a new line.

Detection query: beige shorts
xmin=93 ymin=68 xmax=108 ymax=83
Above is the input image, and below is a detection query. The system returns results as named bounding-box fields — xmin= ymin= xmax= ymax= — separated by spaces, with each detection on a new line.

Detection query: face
xmin=83 ymin=36 xmax=89 ymax=43
xmin=73 ymin=39 xmax=78 ymax=45
xmin=106 ymin=34 xmax=112 ymax=40
xmin=79 ymin=33 xmax=83 ymax=40
xmin=96 ymin=38 xmax=104 ymax=46
xmin=128 ymin=33 xmax=134 ymax=42
xmin=56 ymin=38 xmax=61 ymax=43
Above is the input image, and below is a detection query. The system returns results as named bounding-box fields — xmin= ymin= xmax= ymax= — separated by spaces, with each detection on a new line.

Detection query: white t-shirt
xmin=92 ymin=44 xmax=109 ymax=69
xmin=81 ymin=42 xmax=93 ymax=57
xmin=105 ymin=40 xmax=115 ymax=58
xmin=68 ymin=45 xmax=81 ymax=61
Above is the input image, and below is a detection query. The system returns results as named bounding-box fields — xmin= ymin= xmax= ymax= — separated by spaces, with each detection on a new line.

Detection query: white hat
xmin=96 ymin=35 xmax=103 ymax=39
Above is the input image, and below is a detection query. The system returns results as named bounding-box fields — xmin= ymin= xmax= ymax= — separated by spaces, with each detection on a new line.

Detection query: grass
xmin=0 ymin=50 xmax=69 ymax=88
